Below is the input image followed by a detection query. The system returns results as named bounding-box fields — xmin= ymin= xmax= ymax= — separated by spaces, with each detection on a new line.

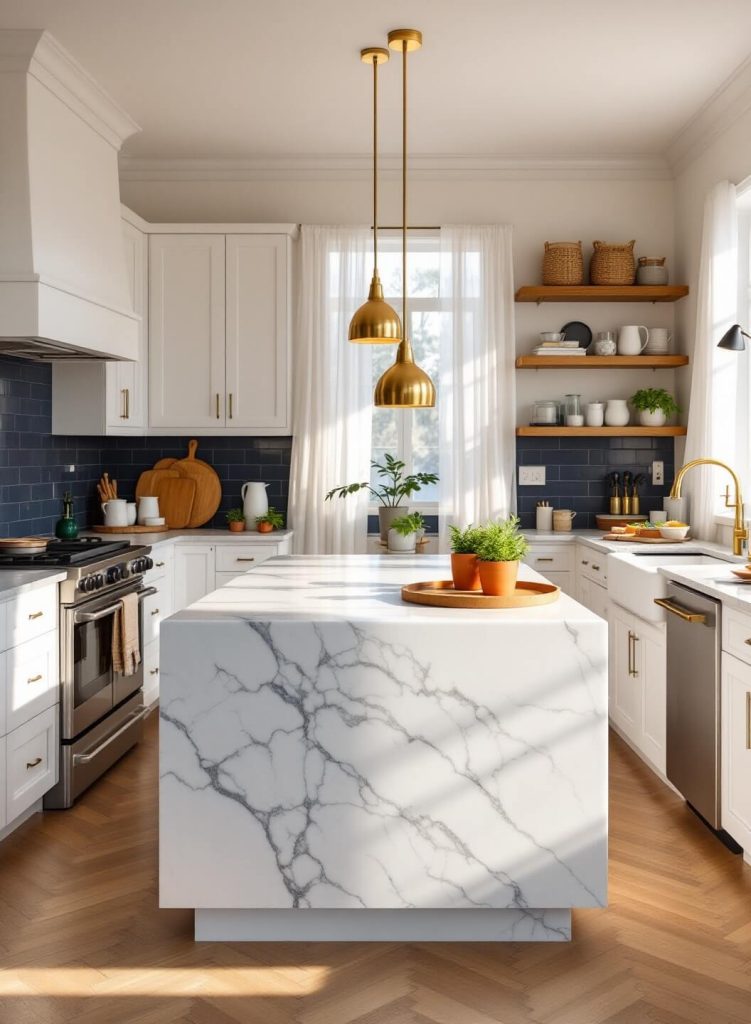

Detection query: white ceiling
xmin=2 ymin=0 xmax=751 ymax=161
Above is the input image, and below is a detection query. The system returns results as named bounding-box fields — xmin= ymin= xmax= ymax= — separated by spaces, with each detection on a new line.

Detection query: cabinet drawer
xmin=6 ymin=585 xmax=57 ymax=649
xmin=143 ymin=639 xmax=160 ymax=707
xmin=6 ymin=631 xmax=59 ymax=734
xmin=6 ymin=706 xmax=58 ymax=823
xmin=215 ymin=544 xmax=277 ymax=573
xmin=145 ymin=546 xmax=173 ymax=585
xmin=723 ymin=607 xmax=751 ymax=667
xmin=142 ymin=586 xmax=171 ymax=647
xmin=525 ymin=546 xmax=574 ymax=574
xmin=577 ymin=550 xmax=608 ymax=585
xmin=539 ymin=570 xmax=574 ymax=597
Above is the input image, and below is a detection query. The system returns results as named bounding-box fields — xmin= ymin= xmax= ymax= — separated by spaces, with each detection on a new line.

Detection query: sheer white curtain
xmin=437 ymin=225 xmax=516 ymax=545
xmin=289 ymin=226 xmax=373 ymax=553
xmin=683 ymin=181 xmax=738 ymax=539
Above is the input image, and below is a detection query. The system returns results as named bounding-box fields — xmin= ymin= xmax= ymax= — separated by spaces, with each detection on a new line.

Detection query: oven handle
xmin=73 ymin=587 xmax=158 ymax=624
xmin=72 ymin=705 xmax=149 ymax=765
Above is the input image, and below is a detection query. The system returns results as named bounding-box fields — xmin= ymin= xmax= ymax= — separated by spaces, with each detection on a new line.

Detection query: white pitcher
xmin=618 ymin=325 xmax=649 ymax=355
xmin=242 ymin=482 xmax=269 ymax=530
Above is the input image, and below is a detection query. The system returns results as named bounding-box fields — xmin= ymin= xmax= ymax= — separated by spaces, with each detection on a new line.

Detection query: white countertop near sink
xmin=656 ymin=563 xmax=751 ymax=613
xmin=0 ymin=569 xmax=67 ymax=600
xmin=83 ymin=528 xmax=293 ymax=548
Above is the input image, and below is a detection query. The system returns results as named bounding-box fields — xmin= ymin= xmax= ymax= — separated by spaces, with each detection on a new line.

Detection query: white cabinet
xmin=174 ymin=544 xmax=216 ymax=608
xmin=149 ymin=232 xmax=290 ymax=434
xmin=525 ymin=544 xmax=574 ymax=596
xmin=578 ymin=575 xmax=609 ymax=620
xmin=51 ymin=212 xmax=148 ymax=435
xmin=721 ymin=653 xmax=751 ymax=859
xmin=5 ymin=707 xmax=58 ymax=824
xmin=609 ymin=603 xmax=666 ymax=773
xmin=5 ymin=631 xmax=58 ymax=734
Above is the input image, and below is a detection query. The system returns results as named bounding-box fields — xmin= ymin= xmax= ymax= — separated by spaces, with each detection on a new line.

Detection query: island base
xmin=194 ymin=909 xmax=572 ymax=943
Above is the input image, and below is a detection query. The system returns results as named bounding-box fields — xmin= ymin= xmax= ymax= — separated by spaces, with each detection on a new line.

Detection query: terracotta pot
xmin=479 ymin=560 xmax=519 ymax=597
xmin=228 ymin=520 xmax=245 ymax=532
xmin=257 ymin=521 xmax=274 ymax=533
xmin=451 ymin=553 xmax=481 ymax=591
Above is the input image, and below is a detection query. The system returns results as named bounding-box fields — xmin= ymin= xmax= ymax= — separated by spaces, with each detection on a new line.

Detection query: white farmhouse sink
xmin=608 ymin=550 xmax=733 ymax=622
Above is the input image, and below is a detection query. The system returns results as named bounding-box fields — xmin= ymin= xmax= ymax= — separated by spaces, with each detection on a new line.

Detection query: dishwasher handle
xmin=654 ymin=597 xmax=707 ymax=624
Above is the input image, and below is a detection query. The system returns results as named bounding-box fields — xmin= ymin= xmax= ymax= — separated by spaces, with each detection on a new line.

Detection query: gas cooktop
xmin=0 ymin=536 xmax=132 ymax=568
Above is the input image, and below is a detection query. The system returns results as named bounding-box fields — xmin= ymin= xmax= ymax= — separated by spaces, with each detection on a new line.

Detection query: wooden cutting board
xmin=155 ymin=477 xmax=196 ymax=529
xmin=136 ymin=468 xmax=179 ymax=499
xmin=172 ymin=440 xmax=221 ymax=528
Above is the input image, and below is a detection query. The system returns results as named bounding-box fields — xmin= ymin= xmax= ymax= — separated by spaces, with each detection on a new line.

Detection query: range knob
xmin=81 ymin=575 xmax=97 ymax=592
xmin=106 ymin=565 xmax=123 ymax=584
xmin=94 ymin=573 xmax=105 ymax=590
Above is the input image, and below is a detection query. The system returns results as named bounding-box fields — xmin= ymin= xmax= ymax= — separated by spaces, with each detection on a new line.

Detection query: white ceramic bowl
xmin=539 ymin=331 xmax=566 ymax=342
xmin=658 ymin=525 xmax=690 ymax=541
xmin=144 ymin=517 xmax=166 ymax=527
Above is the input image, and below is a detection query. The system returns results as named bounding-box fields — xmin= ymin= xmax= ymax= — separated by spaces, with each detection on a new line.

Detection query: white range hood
xmin=0 ymin=30 xmax=140 ymax=359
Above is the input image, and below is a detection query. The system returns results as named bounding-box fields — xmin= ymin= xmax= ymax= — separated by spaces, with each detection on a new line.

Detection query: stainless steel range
xmin=1 ymin=537 xmax=156 ymax=808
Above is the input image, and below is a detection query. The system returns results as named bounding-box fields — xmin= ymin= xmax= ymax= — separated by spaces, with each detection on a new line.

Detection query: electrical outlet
xmin=652 ymin=460 xmax=664 ymax=486
xmin=519 ymin=466 xmax=546 ymax=486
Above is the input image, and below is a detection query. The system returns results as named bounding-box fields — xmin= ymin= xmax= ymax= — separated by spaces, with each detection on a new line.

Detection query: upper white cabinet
xmin=149 ymin=231 xmax=291 ymax=435
xmin=52 ymin=209 xmax=149 ymax=435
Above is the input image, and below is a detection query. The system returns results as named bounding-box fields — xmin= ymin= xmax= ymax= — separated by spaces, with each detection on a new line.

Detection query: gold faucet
xmin=670 ymin=458 xmax=747 ymax=556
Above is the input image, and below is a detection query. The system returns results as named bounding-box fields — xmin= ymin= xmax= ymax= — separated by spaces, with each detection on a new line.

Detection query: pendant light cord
xmin=402 ymin=39 xmax=408 ymax=342
xmin=372 ymin=54 xmax=379 ymax=276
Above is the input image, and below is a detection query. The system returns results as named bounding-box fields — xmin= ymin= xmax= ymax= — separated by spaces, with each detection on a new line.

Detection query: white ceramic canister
xmin=126 ymin=502 xmax=137 ymax=526
xmin=536 ymin=506 xmax=553 ymax=531
xmin=137 ymin=496 xmax=160 ymax=524
xmin=585 ymin=402 xmax=605 ymax=427
xmin=645 ymin=327 xmax=671 ymax=354
xmin=605 ymin=399 xmax=630 ymax=426
xmin=242 ymin=481 xmax=269 ymax=530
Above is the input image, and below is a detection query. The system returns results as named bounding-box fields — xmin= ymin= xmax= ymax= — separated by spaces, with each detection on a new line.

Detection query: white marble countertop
xmin=524 ymin=528 xmax=743 ymax=560
xmin=173 ymin=554 xmax=601 ymax=625
xmin=82 ymin=528 xmax=293 ymax=547
xmin=0 ymin=569 xmax=67 ymax=600
xmin=656 ymin=563 xmax=751 ymax=613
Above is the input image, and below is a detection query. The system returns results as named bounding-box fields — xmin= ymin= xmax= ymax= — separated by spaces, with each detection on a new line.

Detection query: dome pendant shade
xmin=374 ymin=339 xmax=436 ymax=407
xmin=717 ymin=323 xmax=749 ymax=351
xmin=348 ymin=273 xmax=402 ymax=343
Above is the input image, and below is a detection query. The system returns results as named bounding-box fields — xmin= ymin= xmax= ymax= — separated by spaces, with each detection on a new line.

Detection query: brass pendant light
xmin=348 ymin=47 xmax=402 ymax=344
xmin=374 ymin=28 xmax=435 ymax=408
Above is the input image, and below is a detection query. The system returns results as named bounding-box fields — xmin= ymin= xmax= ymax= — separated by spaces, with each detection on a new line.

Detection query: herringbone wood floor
xmin=0 ymin=718 xmax=750 ymax=1024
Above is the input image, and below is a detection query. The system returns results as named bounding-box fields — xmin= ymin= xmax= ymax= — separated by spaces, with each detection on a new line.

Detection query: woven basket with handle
xmin=590 ymin=240 xmax=636 ymax=285
xmin=542 ymin=241 xmax=584 ymax=286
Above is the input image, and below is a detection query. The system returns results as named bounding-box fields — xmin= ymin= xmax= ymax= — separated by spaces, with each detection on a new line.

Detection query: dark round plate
xmin=561 ymin=320 xmax=592 ymax=347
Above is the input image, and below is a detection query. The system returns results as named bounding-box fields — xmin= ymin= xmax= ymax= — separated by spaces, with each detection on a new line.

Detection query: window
xmin=369 ymin=234 xmax=440 ymax=505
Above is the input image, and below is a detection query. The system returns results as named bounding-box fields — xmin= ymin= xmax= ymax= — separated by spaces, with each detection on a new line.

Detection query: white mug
xmin=137 ymin=495 xmax=160 ymax=524
xmin=126 ymin=502 xmax=137 ymax=526
xmin=102 ymin=499 xmax=129 ymax=527
xmin=646 ymin=327 xmax=671 ymax=353
xmin=618 ymin=325 xmax=649 ymax=355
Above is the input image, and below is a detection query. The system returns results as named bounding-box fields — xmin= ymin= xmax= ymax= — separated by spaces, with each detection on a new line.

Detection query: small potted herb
xmin=630 ymin=388 xmax=680 ymax=427
xmin=256 ymin=507 xmax=285 ymax=534
xmin=226 ymin=508 xmax=246 ymax=533
xmin=387 ymin=512 xmax=424 ymax=553
xmin=448 ymin=524 xmax=483 ymax=591
xmin=474 ymin=516 xmax=529 ymax=596
xmin=326 ymin=454 xmax=438 ymax=541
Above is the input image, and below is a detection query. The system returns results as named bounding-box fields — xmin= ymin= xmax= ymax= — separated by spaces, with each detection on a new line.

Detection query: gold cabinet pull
xmin=150 ymin=668 xmax=159 ymax=676
xmin=627 ymin=631 xmax=640 ymax=677
xmin=120 ymin=388 xmax=128 ymax=419
xmin=28 ymin=611 xmax=43 ymax=620
xmin=236 ymin=557 xmax=255 ymax=562
xmin=653 ymin=598 xmax=707 ymax=624
xmin=26 ymin=757 xmax=42 ymax=770
xmin=747 ymin=692 xmax=751 ymax=750
xmin=581 ymin=559 xmax=589 ymax=566
xmin=150 ymin=609 xmax=160 ymax=616
xmin=536 ymin=557 xmax=554 ymax=563
xmin=125 ymin=388 xmax=130 ymax=419
xmin=215 ymin=393 xmax=220 ymax=419
xmin=228 ymin=393 xmax=233 ymax=419
xmin=744 ymin=638 xmax=751 ymax=646
xmin=27 ymin=674 xmax=43 ymax=685
xmin=591 ymin=564 xmax=601 ymax=571
xmin=155 ymin=561 xmax=165 ymax=568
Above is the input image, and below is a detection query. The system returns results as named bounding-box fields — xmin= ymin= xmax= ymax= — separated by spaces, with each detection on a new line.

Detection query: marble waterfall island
xmin=159 ymin=555 xmax=608 ymax=942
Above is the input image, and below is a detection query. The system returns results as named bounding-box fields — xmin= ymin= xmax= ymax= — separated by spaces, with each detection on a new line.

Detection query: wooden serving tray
xmin=602 ymin=533 xmax=691 ymax=544
xmin=401 ymin=580 xmax=560 ymax=609
xmin=92 ymin=524 xmax=170 ymax=534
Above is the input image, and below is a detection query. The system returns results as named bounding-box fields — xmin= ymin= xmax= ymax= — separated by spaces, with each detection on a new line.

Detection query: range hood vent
xmin=0 ymin=30 xmax=141 ymax=360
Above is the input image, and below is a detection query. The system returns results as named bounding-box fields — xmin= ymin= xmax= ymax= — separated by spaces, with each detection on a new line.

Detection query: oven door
xmin=61 ymin=585 xmax=156 ymax=739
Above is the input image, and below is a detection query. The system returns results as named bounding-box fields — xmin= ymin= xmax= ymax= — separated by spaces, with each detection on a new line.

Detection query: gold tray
xmin=401 ymin=580 xmax=560 ymax=609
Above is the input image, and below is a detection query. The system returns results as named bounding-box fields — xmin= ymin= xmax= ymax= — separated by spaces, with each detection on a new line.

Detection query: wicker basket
xmin=590 ymin=240 xmax=636 ymax=285
xmin=542 ymin=241 xmax=584 ymax=286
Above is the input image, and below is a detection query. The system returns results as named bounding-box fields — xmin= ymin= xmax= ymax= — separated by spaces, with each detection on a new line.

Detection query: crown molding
xmin=667 ymin=54 xmax=751 ymax=175
xmin=0 ymin=29 xmax=140 ymax=149
xmin=119 ymin=153 xmax=671 ymax=183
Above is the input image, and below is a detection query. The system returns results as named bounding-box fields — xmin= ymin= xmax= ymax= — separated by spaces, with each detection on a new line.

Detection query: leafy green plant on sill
xmin=390 ymin=512 xmax=425 ymax=537
xmin=225 ymin=508 xmax=244 ymax=523
xmin=448 ymin=524 xmax=483 ymax=554
xmin=256 ymin=507 xmax=285 ymax=529
xmin=629 ymin=388 xmax=680 ymax=416
xmin=474 ymin=516 xmax=529 ymax=563
xmin=325 ymin=454 xmax=438 ymax=507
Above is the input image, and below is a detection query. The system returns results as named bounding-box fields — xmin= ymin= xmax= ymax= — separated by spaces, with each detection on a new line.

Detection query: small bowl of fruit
xmin=658 ymin=521 xmax=690 ymax=541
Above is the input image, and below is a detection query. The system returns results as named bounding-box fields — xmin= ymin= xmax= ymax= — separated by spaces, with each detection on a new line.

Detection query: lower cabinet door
xmin=6 ymin=705 xmax=58 ymax=823
xmin=540 ymin=570 xmax=574 ymax=597
xmin=6 ymin=630 xmax=59 ymax=733
xmin=610 ymin=604 xmax=641 ymax=745
xmin=173 ymin=545 xmax=216 ymax=610
xmin=143 ymin=639 xmax=160 ymax=707
xmin=722 ymin=653 xmax=751 ymax=854
xmin=638 ymin=619 xmax=667 ymax=774
xmin=0 ymin=736 xmax=6 ymax=830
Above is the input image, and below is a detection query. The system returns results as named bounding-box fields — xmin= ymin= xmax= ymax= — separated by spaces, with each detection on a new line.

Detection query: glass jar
xmin=564 ymin=394 xmax=582 ymax=417
xmin=532 ymin=400 xmax=559 ymax=425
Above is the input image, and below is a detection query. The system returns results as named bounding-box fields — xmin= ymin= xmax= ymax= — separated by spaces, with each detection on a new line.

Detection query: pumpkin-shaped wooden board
xmin=172 ymin=440 xmax=221 ymax=528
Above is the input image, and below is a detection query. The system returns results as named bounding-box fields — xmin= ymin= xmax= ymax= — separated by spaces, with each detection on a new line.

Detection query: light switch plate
xmin=652 ymin=460 xmax=664 ymax=486
xmin=519 ymin=466 xmax=546 ymax=486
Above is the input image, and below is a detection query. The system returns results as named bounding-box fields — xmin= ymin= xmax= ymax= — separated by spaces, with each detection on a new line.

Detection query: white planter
xmin=387 ymin=529 xmax=416 ymax=553
xmin=638 ymin=408 xmax=667 ymax=427
xmin=242 ymin=481 xmax=269 ymax=530
xmin=604 ymin=399 xmax=630 ymax=427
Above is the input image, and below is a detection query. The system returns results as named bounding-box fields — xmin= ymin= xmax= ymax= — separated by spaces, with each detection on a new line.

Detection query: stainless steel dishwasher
xmin=656 ymin=582 xmax=727 ymax=834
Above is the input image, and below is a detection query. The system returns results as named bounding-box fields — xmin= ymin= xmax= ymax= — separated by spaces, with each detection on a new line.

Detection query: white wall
xmin=122 ymin=172 xmax=676 ymax=425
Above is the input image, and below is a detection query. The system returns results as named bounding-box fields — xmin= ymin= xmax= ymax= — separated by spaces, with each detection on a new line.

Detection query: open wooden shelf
xmin=515 ymin=285 xmax=689 ymax=304
xmin=517 ymin=426 xmax=687 ymax=437
xmin=516 ymin=354 xmax=689 ymax=369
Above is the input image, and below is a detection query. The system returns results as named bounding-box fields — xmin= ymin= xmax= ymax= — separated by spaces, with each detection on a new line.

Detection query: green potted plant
xmin=387 ymin=512 xmax=424 ymax=553
xmin=630 ymin=388 xmax=680 ymax=427
xmin=256 ymin=507 xmax=285 ymax=534
xmin=326 ymin=454 xmax=438 ymax=542
xmin=474 ymin=516 xmax=529 ymax=597
xmin=225 ymin=508 xmax=246 ymax=533
xmin=448 ymin=524 xmax=483 ymax=591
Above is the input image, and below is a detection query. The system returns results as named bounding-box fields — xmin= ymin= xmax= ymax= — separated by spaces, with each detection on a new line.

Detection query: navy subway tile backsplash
xmin=516 ymin=436 xmax=675 ymax=529
xmin=0 ymin=357 xmax=291 ymax=538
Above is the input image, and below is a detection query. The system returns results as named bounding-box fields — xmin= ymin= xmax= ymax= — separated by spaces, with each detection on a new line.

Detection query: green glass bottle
xmin=55 ymin=491 xmax=78 ymax=540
